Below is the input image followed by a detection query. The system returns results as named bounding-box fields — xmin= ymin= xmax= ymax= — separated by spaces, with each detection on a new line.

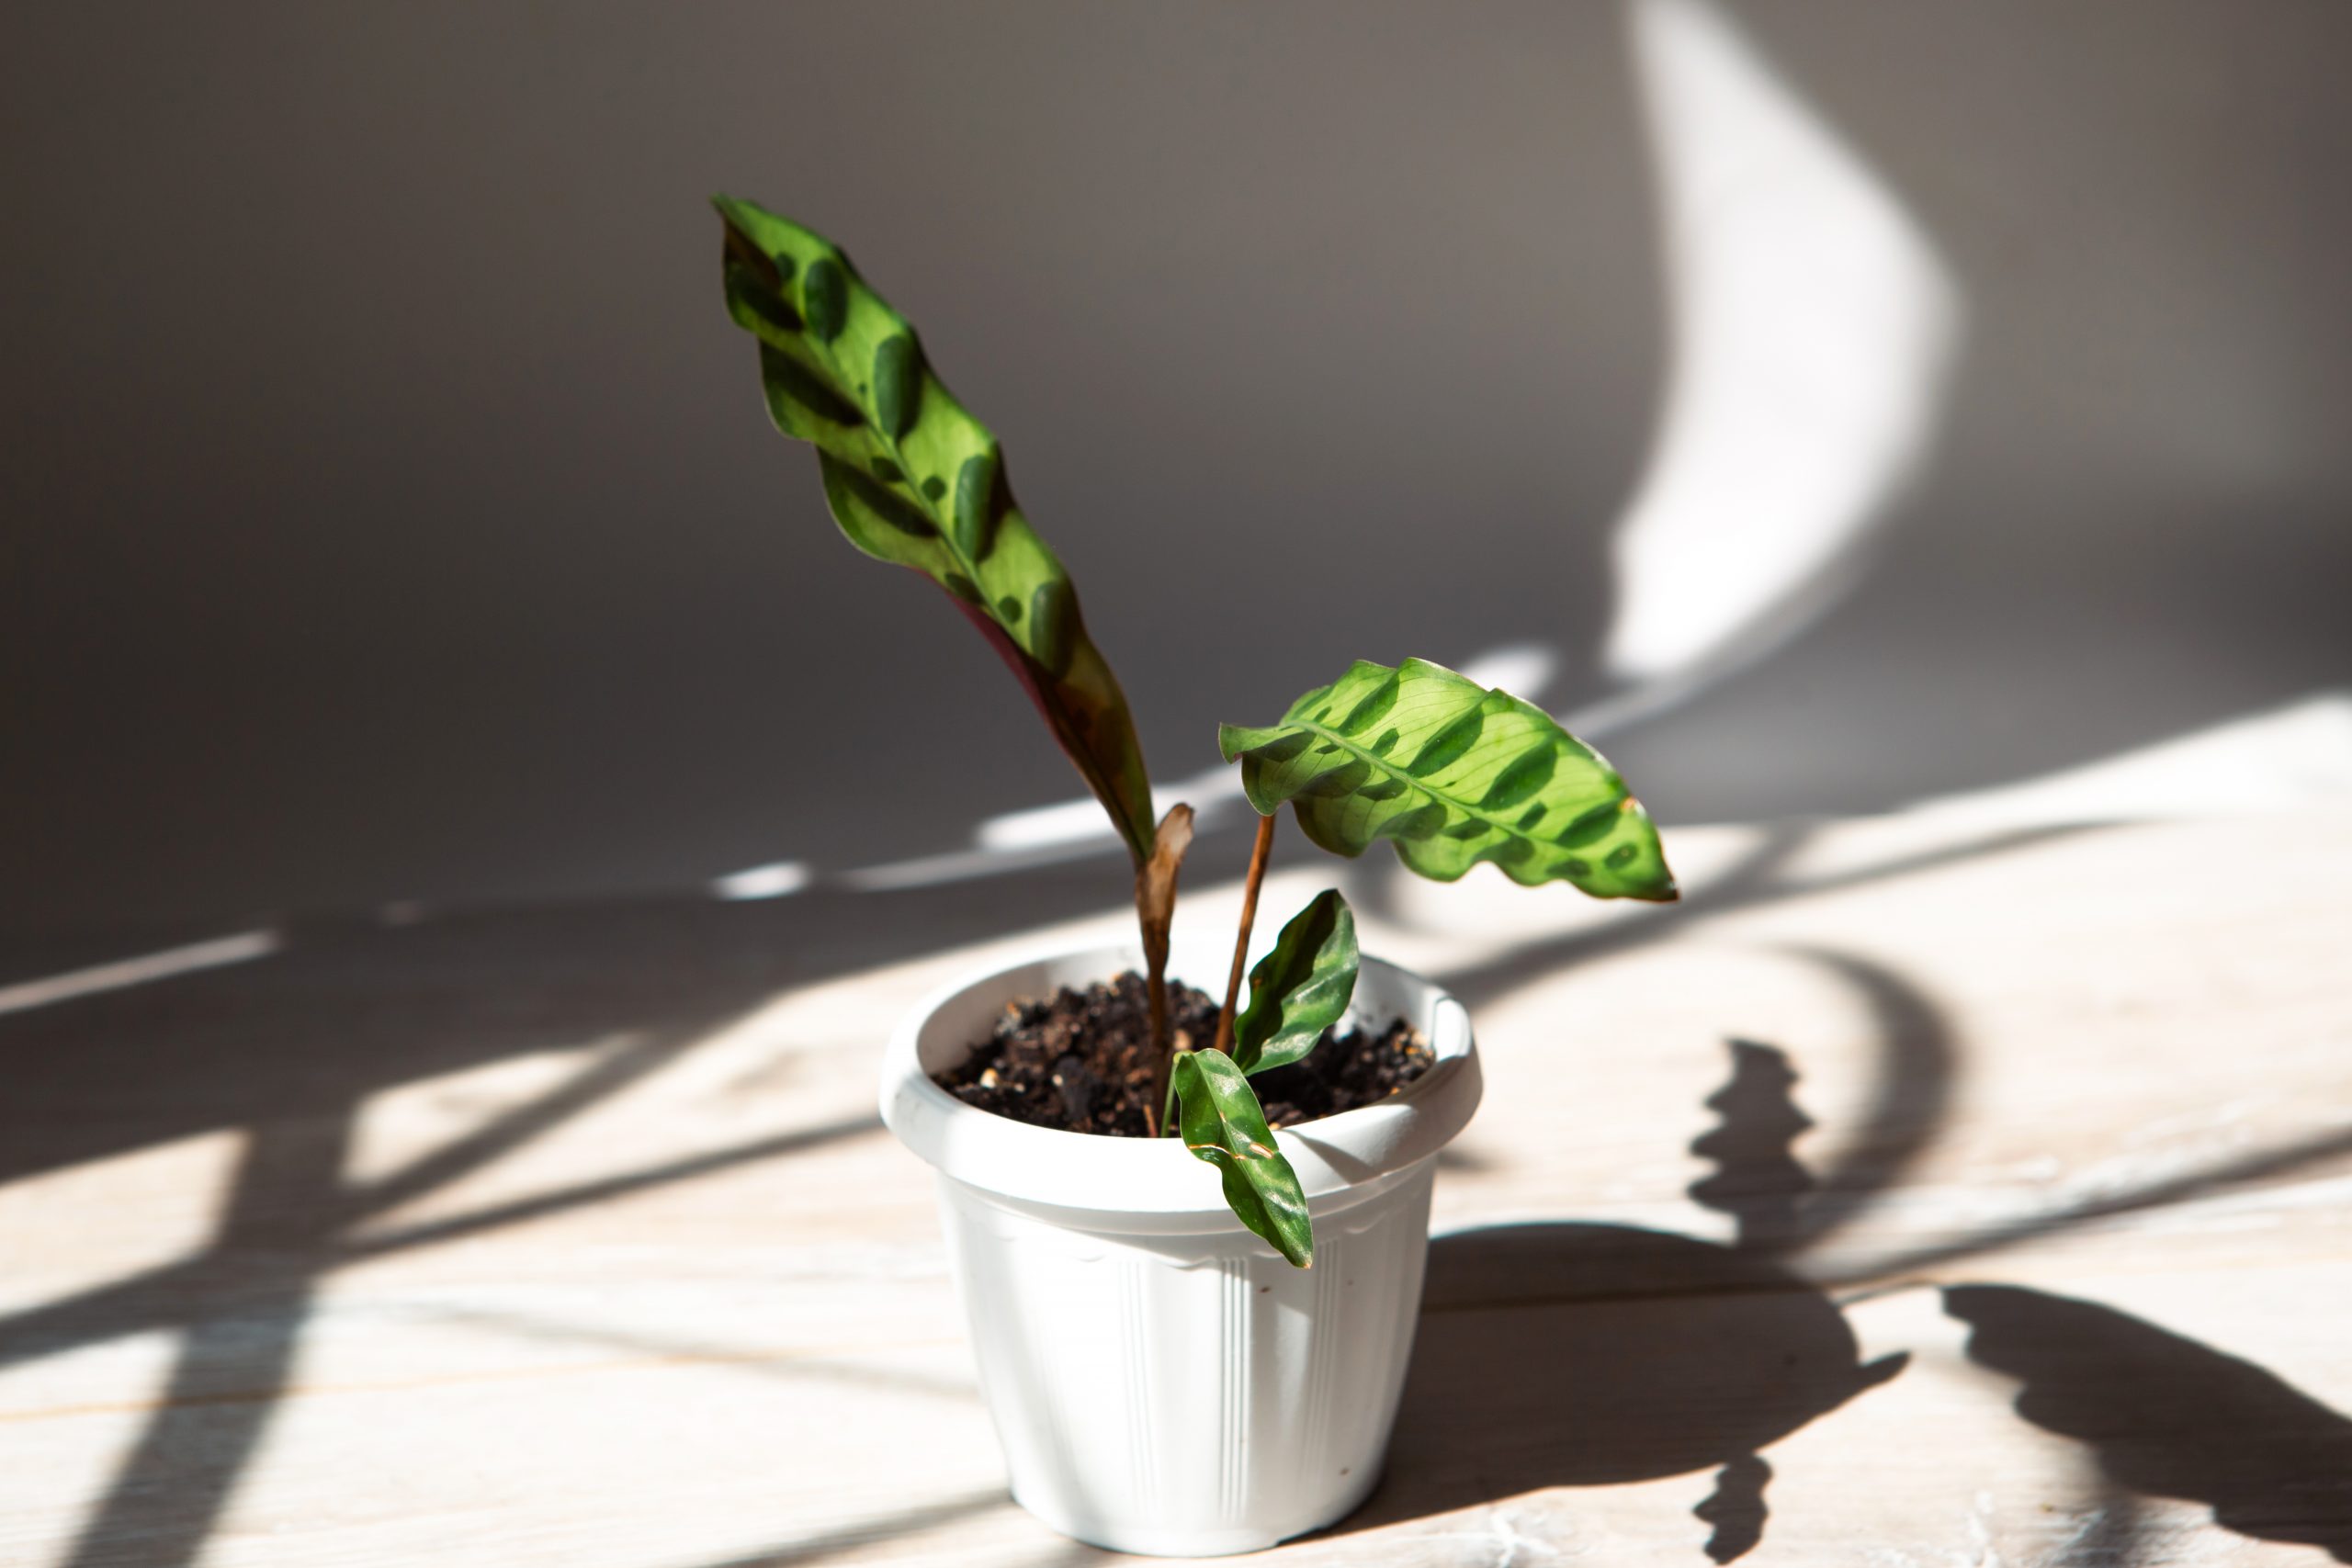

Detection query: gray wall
xmin=6 ymin=2 xmax=2347 ymax=935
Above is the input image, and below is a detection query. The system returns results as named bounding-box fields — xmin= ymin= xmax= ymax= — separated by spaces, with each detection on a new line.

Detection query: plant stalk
xmin=1144 ymin=972 xmax=1168 ymax=1140
xmin=1214 ymin=811 xmax=1279 ymax=1057
xmin=1134 ymin=804 xmax=1195 ymax=1139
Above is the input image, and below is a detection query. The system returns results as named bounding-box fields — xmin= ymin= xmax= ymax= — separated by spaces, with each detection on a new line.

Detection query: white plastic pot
xmin=880 ymin=937 xmax=1481 ymax=1557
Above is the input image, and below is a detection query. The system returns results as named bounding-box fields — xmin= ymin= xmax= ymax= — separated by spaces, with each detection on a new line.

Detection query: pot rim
xmin=879 ymin=935 xmax=1481 ymax=1221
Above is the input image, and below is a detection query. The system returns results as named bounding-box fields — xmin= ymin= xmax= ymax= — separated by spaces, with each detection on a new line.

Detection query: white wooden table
xmin=4 ymin=807 xmax=2348 ymax=1566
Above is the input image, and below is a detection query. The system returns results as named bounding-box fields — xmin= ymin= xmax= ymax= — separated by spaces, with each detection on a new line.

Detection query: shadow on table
xmin=0 ymin=855 xmax=1152 ymax=1568
xmin=1340 ymin=1222 xmax=1905 ymax=1562
xmin=1946 ymin=1284 xmax=2352 ymax=1562
xmin=1331 ymin=1023 xmax=1926 ymax=1562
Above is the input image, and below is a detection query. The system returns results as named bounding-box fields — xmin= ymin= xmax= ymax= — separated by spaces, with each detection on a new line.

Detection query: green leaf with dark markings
xmin=715 ymin=195 xmax=1157 ymax=865
xmin=1172 ymin=1048 xmax=1314 ymax=1267
xmin=1219 ymin=658 xmax=1678 ymax=900
xmin=1232 ymin=890 xmax=1359 ymax=1076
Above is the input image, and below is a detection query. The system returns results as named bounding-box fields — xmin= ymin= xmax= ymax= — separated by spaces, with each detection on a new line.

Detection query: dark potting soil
xmin=934 ymin=971 xmax=1433 ymax=1137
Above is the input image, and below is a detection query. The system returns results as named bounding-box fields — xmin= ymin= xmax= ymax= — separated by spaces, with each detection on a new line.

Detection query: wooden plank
xmin=2 ymin=808 xmax=2347 ymax=1565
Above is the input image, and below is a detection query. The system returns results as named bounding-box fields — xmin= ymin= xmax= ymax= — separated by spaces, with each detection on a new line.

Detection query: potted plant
xmin=713 ymin=196 xmax=1677 ymax=1556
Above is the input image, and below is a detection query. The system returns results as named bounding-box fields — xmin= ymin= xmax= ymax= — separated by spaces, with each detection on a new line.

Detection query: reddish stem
xmin=1214 ymin=812 xmax=1278 ymax=1057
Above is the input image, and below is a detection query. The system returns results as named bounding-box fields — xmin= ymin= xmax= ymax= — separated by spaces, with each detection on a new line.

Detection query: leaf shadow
xmin=1946 ymin=1284 xmax=2352 ymax=1561
xmin=1689 ymin=1038 xmax=1814 ymax=1253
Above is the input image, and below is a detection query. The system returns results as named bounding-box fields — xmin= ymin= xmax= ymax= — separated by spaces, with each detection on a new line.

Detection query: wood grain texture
xmin=2 ymin=808 xmax=2347 ymax=1566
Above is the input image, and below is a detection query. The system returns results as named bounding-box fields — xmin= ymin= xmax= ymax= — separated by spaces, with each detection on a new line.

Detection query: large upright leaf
xmin=1172 ymin=1048 xmax=1314 ymax=1268
xmin=714 ymin=195 xmax=1157 ymax=865
xmin=1231 ymin=889 xmax=1359 ymax=1076
xmin=1219 ymin=658 xmax=1678 ymax=900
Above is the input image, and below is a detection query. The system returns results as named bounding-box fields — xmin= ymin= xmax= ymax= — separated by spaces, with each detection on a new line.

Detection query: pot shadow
xmin=1347 ymin=1222 xmax=1905 ymax=1561
xmin=1337 ymin=1038 xmax=1905 ymax=1562
xmin=1945 ymin=1284 xmax=2352 ymax=1560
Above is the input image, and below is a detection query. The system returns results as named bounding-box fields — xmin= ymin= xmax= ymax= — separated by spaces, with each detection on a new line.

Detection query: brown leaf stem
xmin=1214 ymin=811 xmax=1279 ymax=1057
xmin=1135 ymin=804 xmax=1195 ymax=1138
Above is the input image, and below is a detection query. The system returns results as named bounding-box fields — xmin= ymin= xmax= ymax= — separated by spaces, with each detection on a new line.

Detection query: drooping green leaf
xmin=1172 ymin=1048 xmax=1314 ymax=1268
xmin=714 ymin=195 xmax=1157 ymax=865
xmin=1218 ymin=658 xmax=1678 ymax=900
xmin=1232 ymin=889 xmax=1359 ymax=1076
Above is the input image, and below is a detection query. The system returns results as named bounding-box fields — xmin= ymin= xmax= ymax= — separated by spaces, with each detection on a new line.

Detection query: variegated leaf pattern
xmin=1219 ymin=658 xmax=1678 ymax=900
xmin=1231 ymin=889 xmax=1359 ymax=1077
xmin=1172 ymin=1047 xmax=1314 ymax=1268
xmin=715 ymin=195 xmax=1158 ymax=865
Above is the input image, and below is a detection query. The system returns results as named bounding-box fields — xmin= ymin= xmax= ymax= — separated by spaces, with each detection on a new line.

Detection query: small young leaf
xmin=1172 ymin=1049 xmax=1314 ymax=1268
xmin=1232 ymin=889 xmax=1359 ymax=1076
xmin=1218 ymin=658 xmax=1678 ymax=901
xmin=1134 ymin=804 xmax=1196 ymax=986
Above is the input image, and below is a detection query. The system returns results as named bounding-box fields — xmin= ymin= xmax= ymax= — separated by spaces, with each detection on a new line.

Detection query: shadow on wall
xmin=1579 ymin=0 xmax=1960 ymax=734
xmin=1947 ymin=1285 xmax=2352 ymax=1562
